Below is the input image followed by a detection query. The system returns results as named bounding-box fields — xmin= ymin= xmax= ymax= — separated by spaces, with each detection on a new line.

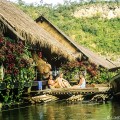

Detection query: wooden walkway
xmin=42 ymin=87 xmax=110 ymax=96
xmin=23 ymin=86 xmax=111 ymax=103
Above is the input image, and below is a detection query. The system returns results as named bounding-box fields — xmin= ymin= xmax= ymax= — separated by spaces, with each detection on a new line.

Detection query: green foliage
xmin=88 ymin=68 xmax=117 ymax=84
xmin=0 ymin=34 xmax=35 ymax=104
xmin=60 ymin=61 xmax=82 ymax=81
xmin=60 ymin=60 xmax=99 ymax=83
xmin=60 ymin=61 xmax=117 ymax=84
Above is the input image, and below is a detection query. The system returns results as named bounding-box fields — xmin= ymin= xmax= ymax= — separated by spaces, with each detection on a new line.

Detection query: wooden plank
xmin=43 ymin=88 xmax=100 ymax=95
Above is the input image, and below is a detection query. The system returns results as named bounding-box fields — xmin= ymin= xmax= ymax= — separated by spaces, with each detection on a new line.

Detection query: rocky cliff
xmin=73 ymin=3 xmax=120 ymax=19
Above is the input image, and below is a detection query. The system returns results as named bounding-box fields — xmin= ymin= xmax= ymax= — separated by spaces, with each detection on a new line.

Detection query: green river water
xmin=0 ymin=101 xmax=120 ymax=120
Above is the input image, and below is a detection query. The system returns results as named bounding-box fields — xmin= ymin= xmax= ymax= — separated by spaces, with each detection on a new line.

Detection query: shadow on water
xmin=0 ymin=101 xmax=120 ymax=120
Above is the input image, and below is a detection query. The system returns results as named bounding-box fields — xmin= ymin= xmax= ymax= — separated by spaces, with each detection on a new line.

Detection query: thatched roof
xmin=0 ymin=0 xmax=77 ymax=61
xmin=36 ymin=15 xmax=119 ymax=70
xmin=75 ymin=44 xmax=120 ymax=70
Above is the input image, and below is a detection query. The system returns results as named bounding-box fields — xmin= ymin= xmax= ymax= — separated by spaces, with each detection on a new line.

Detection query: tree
xmin=17 ymin=0 xmax=25 ymax=6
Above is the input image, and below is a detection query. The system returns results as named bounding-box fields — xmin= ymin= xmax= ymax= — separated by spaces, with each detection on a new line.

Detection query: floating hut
xmin=110 ymin=74 xmax=120 ymax=94
xmin=110 ymin=73 xmax=120 ymax=101
xmin=0 ymin=0 xmax=82 ymax=106
xmin=0 ymin=0 xmax=119 ymax=107
xmin=36 ymin=15 xmax=119 ymax=71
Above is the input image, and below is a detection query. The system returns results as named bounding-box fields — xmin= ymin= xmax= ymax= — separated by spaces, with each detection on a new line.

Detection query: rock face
xmin=73 ymin=3 xmax=120 ymax=19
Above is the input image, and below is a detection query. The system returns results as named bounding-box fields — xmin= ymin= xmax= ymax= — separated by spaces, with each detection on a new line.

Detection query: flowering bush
xmin=60 ymin=60 xmax=117 ymax=84
xmin=1 ymin=37 xmax=34 ymax=80
xmin=0 ymin=33 xmax=35 ymax=104
xmin=60 ymin=60 xmax=98 ymax=81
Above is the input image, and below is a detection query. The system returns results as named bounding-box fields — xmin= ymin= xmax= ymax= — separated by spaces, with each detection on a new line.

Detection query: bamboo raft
xmin=42 ymin=87 xmax=111 ymax=102
xmin=26 ymin=95 xmax=58 ymax=104
xmin=23 ymin=86 xmax=111 ymax=103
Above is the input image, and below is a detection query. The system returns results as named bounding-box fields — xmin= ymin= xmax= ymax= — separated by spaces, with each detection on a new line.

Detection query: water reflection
xmin=0 ymin=101 xmax=120 ymax=120
xmin=111 ymin=102 xmax=120 ymax=120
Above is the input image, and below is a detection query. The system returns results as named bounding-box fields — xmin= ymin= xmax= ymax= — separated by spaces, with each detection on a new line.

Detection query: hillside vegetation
xmin=16 ymin=1 xmax=120 ymax=63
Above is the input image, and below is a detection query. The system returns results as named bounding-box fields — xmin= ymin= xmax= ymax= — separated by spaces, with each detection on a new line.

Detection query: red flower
xmin=13 ymin=68 xmax=19 ymax=76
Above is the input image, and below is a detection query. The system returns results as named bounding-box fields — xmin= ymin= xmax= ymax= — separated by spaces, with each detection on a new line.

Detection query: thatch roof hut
xmin=36 ymin=15 xmax=119 ymax=71
xmin=0 ymin=0 xmax=77 ymax=61
xmin=110 ymin=74 xmax=120 ymax=93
